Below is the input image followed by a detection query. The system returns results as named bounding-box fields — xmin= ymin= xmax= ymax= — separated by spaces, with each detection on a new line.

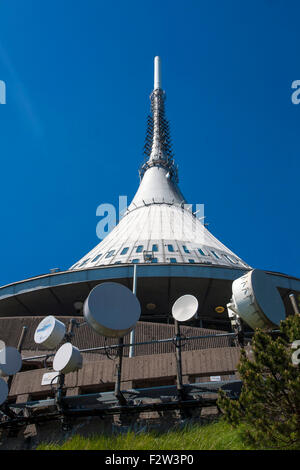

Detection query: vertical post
xmin=67 ymin=318 xmax=77 ymax=340
xmin=56 ymin=320 xmax=76 ymax=411
xmin=17 ymin=326 xmax=27 ymax=353
xmin=174 ymin=320 xmax=184 ymax=398
xmin=227 ymin=303 xmax=244 ymax=347
xmin=129 ymin=264 xmax=137 ymax=358
xmin=114 ymin=337 xmax=126 ymax=405
xmin=56 ymin=372 xmax=65 ymax=410
xmin=289 ymin=293 xmax=300 ymax=315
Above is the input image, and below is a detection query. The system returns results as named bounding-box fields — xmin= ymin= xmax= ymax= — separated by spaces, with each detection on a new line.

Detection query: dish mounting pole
xmin=129 ymin=264 xmax=137 ymax=358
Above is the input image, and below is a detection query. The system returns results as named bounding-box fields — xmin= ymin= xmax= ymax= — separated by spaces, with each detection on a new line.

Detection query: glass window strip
xmin=91 ymin=254 xmax=102 ymax=263
xmin=211 ymin=250 xmax=220 ymax=259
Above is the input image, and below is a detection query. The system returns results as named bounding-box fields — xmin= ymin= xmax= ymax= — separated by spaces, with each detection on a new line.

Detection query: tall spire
xmin=154 ymin=56 xmax=162 ymax=90
xmin=140 ymin=56 xmax=178 ymax=183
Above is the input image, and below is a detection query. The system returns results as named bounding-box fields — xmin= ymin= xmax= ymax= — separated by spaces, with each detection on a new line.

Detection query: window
xmin=105 ymin=250 xmax=115 ymax=259
xmin=91 ymin=254 xmax=101 ymax=263
xmin=198 ymin=248 xmax=206 ymax=256
xmin=170 ymin=258 xmax=177 ymax=263
xmin=132 ymin=259 xmax=139 ymax=263
xmin=143 ymin=251 xmax=153 ymax=262
xmin=188 ymin=259 xmax=195 ymax=264
xmin=136 ymin=245 xmax=143 ymax=253
xmin=211 ymin=251 xmax=220 ymax=259
xmin=223 ymin=254 xmax=234 ymax=264
xmin=120 ymin=247 xmax=129 ymax=255
xmin=167 ymin=244 xmax=174 ymax=252
xmin=79 ymin=258 xmax=90 ymax=267
xmin=114 ymin=261 xmax=121 ymax=265
xmin=152 ymin=244 xmax=158 ymax=252
xmin=151 ymin=258 xmax=158 ymax=263
xmin=182 ymin=245 xmax=190 ymax=253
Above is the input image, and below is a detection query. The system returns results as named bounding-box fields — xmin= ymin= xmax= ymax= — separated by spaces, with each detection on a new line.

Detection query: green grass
xmin=37 ymin=419 xmax=264 ymax=450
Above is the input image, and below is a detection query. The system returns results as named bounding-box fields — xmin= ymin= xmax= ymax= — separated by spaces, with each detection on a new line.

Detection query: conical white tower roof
xmin=70 ymin=57 xmax=250 ymax=271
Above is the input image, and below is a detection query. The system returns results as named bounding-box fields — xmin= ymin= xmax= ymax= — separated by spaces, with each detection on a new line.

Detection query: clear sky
xmin=0 ymin=0 xmax=299 ymax=286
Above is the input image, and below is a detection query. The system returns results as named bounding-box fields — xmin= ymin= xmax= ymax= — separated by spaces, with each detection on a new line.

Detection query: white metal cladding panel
xmin=70 ymin=204 xmax=250 ymax=270
xmin=129 ymin=166 xmax=185 ymax=208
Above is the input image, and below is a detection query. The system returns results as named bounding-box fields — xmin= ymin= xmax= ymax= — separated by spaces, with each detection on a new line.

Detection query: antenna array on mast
xmin=140 ymin=56 xmax=178 ymax=183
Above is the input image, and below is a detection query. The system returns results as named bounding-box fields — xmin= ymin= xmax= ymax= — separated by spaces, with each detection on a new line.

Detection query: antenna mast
xmin=140 ymin=56 xmax=178 ymax=182
xmin=154 ymin=56 xmax=161 ymax=90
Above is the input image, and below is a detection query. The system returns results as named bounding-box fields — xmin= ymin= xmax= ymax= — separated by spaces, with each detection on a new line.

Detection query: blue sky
xmin=0 ymin=0 xmax=299 ymax=285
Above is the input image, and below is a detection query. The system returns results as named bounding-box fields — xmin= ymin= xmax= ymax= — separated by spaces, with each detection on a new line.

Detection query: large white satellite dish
xmin=53 ymin=343 xmax=82 ymax=374
xmin=0 ymin=346 xmax=22 ymax=377
xmin=232 ymin=269 xmax=286 ymax=329
xmin=34 ymin=316 xmax=66 ymax=349
xmin=83 ymin=282 xmax=141 ymax=338
xmin=172 ymin=295 xmax=198 ymax=322
xmin=0 ymin=378 xmax=8 ymax=405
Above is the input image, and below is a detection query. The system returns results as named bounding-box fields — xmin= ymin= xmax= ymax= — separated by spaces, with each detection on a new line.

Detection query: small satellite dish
xmin=232 ymin=269 xmax=286 ymax=329
xmin=172 ymin=295 xmax=198 ymax=322
xmin=34 ymin=316 xmax=66 ymax=349
xmin=83 ymin=282 xmax=141 ymax=338
xmin=53 ymin=343 xmax=82 ymax=374
xmin=0 ymin=346 xmax=22 ymax=377
xmin=0 ymin=378 xmax=8 ymax=405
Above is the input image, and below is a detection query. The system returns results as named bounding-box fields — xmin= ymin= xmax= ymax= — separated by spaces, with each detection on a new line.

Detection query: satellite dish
xmin=0 ymin=378 xmax=8 ymax=405
xmin=232 ymin=269 xmax=286 ymax=329
xmin=34 ymin=316 xmax=66 ymax=349
xmin=53 ymin=343 xmax=82 ymax=374
xmin=172 ymin=295 xmax=198 ymax=322
xmin=0 ymin=346 xmax=22 ymax=377
xmin=83 ymin=282 xmax=141 ymax=338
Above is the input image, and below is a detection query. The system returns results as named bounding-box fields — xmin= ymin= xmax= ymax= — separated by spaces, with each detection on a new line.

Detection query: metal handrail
xmin=21 ymin=329 xmax=282 ymax=362
xmin=22 ymin=331 xmax=238 ymax=361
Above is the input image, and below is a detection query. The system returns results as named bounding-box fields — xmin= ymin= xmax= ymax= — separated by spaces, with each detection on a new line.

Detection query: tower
xmin=0 ymin=57 xmax=299 ymax=442
xmin=70 ymin=57 xmax=250 ymax=271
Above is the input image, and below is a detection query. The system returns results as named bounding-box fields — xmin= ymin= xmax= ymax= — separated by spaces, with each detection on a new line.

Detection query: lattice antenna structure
xmin=140 ymin=57 xmax=178 ymax=183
